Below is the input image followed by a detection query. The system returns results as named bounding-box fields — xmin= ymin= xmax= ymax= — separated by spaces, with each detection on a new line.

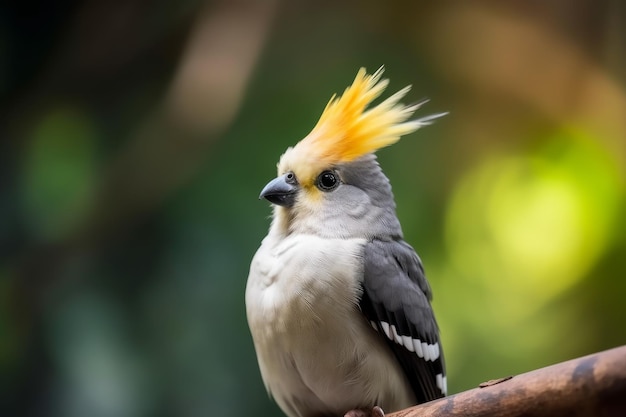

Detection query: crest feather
xmin=278 ymin=67 xmax=446 ymax=182
xmin=287 ymin=66 xmax=444 ymax=171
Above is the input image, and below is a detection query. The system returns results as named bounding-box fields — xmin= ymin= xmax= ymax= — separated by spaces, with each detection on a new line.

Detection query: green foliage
xmin=20 ymin=108 xmax=99 ymax=242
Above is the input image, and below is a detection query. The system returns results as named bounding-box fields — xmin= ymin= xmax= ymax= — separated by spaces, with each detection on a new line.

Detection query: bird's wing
xmin=359 ymin=239 xmax=446 ymax=403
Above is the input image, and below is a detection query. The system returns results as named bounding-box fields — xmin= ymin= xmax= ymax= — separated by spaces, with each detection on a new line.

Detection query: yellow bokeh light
xmin=487 ymin=157 xmax=589 ymax=297
xmin=437 ymin=129 xmax=624 ymax=380
xmin=445 ymin=129 xmax=623 ymax=315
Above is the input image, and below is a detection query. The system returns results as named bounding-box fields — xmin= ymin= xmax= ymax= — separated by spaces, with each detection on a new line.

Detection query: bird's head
xmin=261 ymin=67 xmax=445 ymax=239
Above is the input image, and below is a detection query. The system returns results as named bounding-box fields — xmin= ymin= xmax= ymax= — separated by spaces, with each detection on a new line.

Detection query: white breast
xmin=245 ymin=233 xmax=415 ymax=417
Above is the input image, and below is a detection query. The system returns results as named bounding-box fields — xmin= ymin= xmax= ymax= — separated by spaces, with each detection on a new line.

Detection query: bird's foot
xmin=344 ymin=406 xmax=385 ymax=417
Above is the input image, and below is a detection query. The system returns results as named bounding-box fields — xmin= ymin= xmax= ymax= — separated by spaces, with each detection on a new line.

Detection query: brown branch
xmin=389 ymin=345 xmax=626 ymax=417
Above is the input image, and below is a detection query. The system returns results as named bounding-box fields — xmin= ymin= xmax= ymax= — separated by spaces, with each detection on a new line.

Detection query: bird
xmin=245 ymin=66 xmax=447 ymax=417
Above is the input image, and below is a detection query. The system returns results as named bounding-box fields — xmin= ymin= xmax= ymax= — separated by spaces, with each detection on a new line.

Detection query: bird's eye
xmin=316 ymin=171 xmax=339 ymax=191
xmin=285 ymin=171 xmax=297 ymax=184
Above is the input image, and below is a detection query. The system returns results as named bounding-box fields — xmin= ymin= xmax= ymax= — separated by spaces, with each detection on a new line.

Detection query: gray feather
xmin=359 ymin=239 xmax=445 ymax=402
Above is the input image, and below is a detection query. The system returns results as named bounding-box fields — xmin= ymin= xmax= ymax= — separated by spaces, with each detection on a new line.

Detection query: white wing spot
xmin=413 ymin=338 xmax=424 ymax=358
xmin=402 ymin=335 xmax=414 ymax=352
xmin=422 ymin=342 xmax=431 ymax=361
xmin=436 ymin=373 xmax=445 ymax=394
xmin=429 ymin=344 xmax=437 ymax=361
xmin=435 ymin=373 xmax=447 ymax=395
xmin=390 ymin=324 xmax=403 ymax=345
xmin=381 ymin=321 xmax=391 ymax=339
xmin=377 ymin=321 xmax=440 ymax=362
xmin=431 ymin=343 xmax=441 ymax=361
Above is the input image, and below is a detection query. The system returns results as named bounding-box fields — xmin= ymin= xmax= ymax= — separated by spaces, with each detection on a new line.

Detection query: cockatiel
xmin=246 ymin=67 xmax=447 ymax=417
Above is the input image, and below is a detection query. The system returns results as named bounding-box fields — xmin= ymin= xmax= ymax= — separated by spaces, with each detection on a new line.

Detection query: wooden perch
xmin=388 ymin=345 xmax=626 ymax=417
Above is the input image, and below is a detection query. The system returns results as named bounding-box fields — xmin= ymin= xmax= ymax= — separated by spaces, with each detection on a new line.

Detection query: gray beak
xmin=259 ymin=174 xmax=298 ymax=207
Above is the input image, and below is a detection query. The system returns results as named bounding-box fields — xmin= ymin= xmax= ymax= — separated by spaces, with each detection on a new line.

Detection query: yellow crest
xmin=279 ymin=66 xmax=445 ymax=180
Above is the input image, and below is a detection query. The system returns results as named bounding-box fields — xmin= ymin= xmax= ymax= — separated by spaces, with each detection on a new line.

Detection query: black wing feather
xmin=359 ymin=239 xmax=446 ymax=404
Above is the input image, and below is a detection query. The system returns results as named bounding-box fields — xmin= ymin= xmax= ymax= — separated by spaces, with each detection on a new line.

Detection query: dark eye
xmin=316 ymin=171 xmax=339 ymax=191
xmin=285 ymin=171 xmax=297 ymax=184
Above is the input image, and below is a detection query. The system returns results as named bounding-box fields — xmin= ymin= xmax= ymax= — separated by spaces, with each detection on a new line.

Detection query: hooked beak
xmin=259 ymin=174 xmax=298 ymax=207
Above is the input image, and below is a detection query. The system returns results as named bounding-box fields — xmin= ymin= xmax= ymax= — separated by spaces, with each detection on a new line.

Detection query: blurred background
xmin=1 ymin=1 xmax=625 ymax=416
